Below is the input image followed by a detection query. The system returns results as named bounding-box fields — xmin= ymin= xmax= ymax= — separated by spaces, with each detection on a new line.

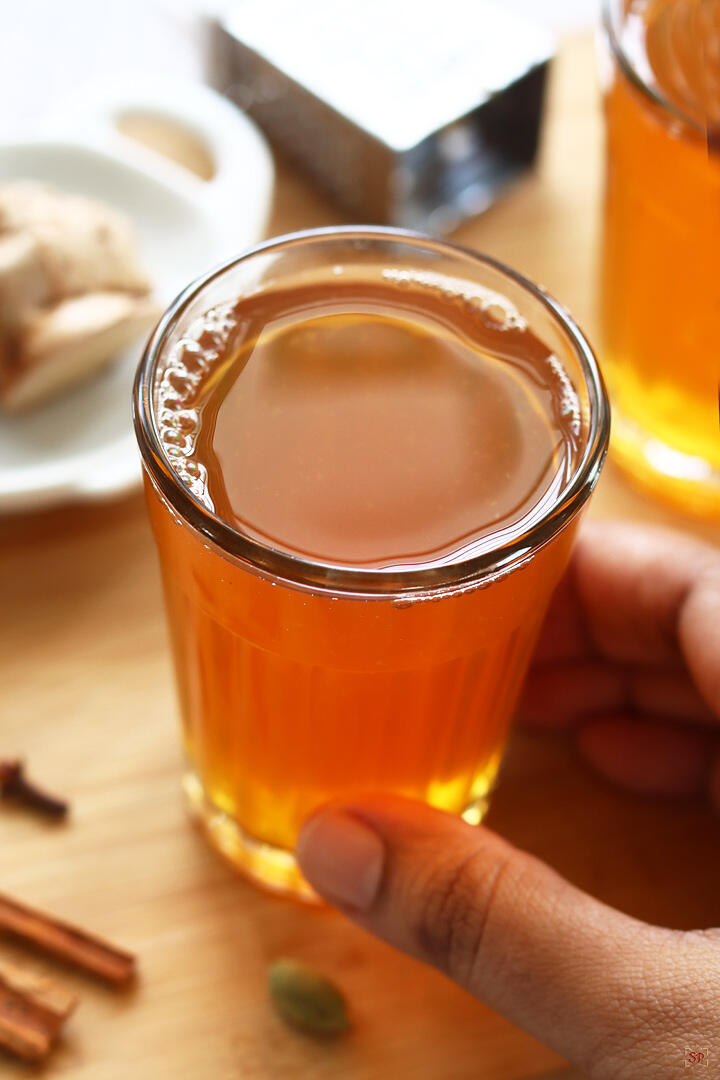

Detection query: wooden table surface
xmin=2 ymin=36 xmax=719 ymax=1080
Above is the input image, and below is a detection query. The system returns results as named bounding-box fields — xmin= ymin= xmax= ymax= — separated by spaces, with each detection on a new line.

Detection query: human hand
xmin=296 ymin=521 xmax=720 ymax=1080
xmin=518 ymin=519 xmax=720 ymax=806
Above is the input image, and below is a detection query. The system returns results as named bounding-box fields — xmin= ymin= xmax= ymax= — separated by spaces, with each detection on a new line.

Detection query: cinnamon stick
xmin=0 ymin=894 xmax=136 ymax=987
xmin=0 ymin=958 xmax=77 ymax=1061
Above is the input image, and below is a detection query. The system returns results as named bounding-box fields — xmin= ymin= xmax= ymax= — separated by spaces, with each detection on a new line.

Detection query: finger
xmin=519 ymin=661 xmax=716 ymax=729
xmin=539 ymin=520 xmax=720 ymax=667
xmin=575 ymin=714 xmax=713 ymax=796
xmin=297 ymin=796 xmax=717 ymax=1077
xmin=708 ymin=751 xmax=720 ymax=815
xmin=518 ymin=660 xmax=628 ymax=728
xmin=630 ymin=666 xmax=717 ymax=724
xmin=678 ymin=565 xmax=720 ymax=717
xmin=530 ymin=569 xmax=592 ymax=664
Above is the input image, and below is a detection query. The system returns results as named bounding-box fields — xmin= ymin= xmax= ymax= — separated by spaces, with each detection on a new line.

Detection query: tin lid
xmin=220 ymin=0 xmax=553 ymax=150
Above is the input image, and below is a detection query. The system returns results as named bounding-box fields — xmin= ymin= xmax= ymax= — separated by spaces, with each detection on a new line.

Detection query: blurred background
xmin=0 ymin=0 xmax=600 ymax=137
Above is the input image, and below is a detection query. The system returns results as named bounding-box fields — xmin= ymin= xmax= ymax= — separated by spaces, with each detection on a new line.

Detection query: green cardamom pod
xmin=268 ymin=958 xmax=351 ymax=1036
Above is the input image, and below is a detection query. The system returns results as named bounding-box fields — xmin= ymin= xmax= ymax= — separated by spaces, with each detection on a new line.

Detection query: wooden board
xmin=1 ymin=36 xmax=719 ymax=1080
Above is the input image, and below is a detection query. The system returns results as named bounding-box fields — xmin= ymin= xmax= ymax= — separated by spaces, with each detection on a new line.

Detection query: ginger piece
xmin=0 ymin=181 xmax=158 ymax=410
xmin=0 ymin=232 xmax=50 ymax=325
xmin=0 ymin=291 xmax=160 ymax=411
xmin=0 ymin=182 xmax=151 ymax=303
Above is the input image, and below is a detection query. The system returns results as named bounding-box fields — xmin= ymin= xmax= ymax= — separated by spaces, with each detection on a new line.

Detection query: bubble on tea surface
xmin=156 ymin=301 xmax=241 ymax=511
xmin=382 ymin=268 xmax=527 ymax=333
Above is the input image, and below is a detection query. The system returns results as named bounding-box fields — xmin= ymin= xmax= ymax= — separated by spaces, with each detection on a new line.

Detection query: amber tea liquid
xmin=142 ymin=250 xmax=596 ymax=898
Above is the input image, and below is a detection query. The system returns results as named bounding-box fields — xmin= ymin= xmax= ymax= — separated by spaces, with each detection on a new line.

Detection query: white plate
xmin=0 ymin=77 xmax=274 ymax=513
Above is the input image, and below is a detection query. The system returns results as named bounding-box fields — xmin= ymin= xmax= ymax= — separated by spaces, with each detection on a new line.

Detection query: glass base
xmin=183 ymin=771 xmax=491 ymax=901
xmin=610 ymin=410 xmax=720 ymax=519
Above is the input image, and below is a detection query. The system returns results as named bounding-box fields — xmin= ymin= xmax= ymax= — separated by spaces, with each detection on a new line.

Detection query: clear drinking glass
xmin=601 ymin=0 xmax=720 ymax=516
xmin=134 ymin=227 xmax=609 ymax=898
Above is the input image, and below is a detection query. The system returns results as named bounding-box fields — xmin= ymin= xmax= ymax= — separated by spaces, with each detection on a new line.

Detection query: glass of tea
xmin=134 ymin=227 xmax=609 ymax=899
xmin=601 ymin=0 xmax=720 ymax=515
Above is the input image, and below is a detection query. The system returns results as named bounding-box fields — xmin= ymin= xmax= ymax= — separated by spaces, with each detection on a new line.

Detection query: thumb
xmin=296 ymin=796 xmax=718 ymax=1079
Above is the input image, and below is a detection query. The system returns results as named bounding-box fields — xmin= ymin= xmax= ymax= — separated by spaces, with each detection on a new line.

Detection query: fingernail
xmin=296 ymin=810 xmax=384 ymax=911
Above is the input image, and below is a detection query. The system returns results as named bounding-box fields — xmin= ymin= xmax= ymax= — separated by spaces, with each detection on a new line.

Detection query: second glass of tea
xmin=134 ymin=228 xmax=609 ymax=898
xmin=601 ymin=0 xmax=720 ymax=515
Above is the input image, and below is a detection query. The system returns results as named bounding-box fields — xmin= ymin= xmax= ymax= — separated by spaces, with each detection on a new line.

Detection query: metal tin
xmin=207 ymin=0 xmax=553 ymax=231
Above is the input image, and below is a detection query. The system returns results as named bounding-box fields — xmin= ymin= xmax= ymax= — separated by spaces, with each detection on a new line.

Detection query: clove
xmin=0 ymin=760 xmax=68 ymax=820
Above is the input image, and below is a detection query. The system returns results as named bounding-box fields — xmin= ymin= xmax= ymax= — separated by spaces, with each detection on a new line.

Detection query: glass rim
xmin=602 ymin=0 xmax=707 ymax=139
xmin=133 ymin=225 xmax=610 ymax=597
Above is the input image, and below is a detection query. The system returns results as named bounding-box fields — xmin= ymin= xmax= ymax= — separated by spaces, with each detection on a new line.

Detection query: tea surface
xmin=159 ymin=278 xmax=580 ymax=569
